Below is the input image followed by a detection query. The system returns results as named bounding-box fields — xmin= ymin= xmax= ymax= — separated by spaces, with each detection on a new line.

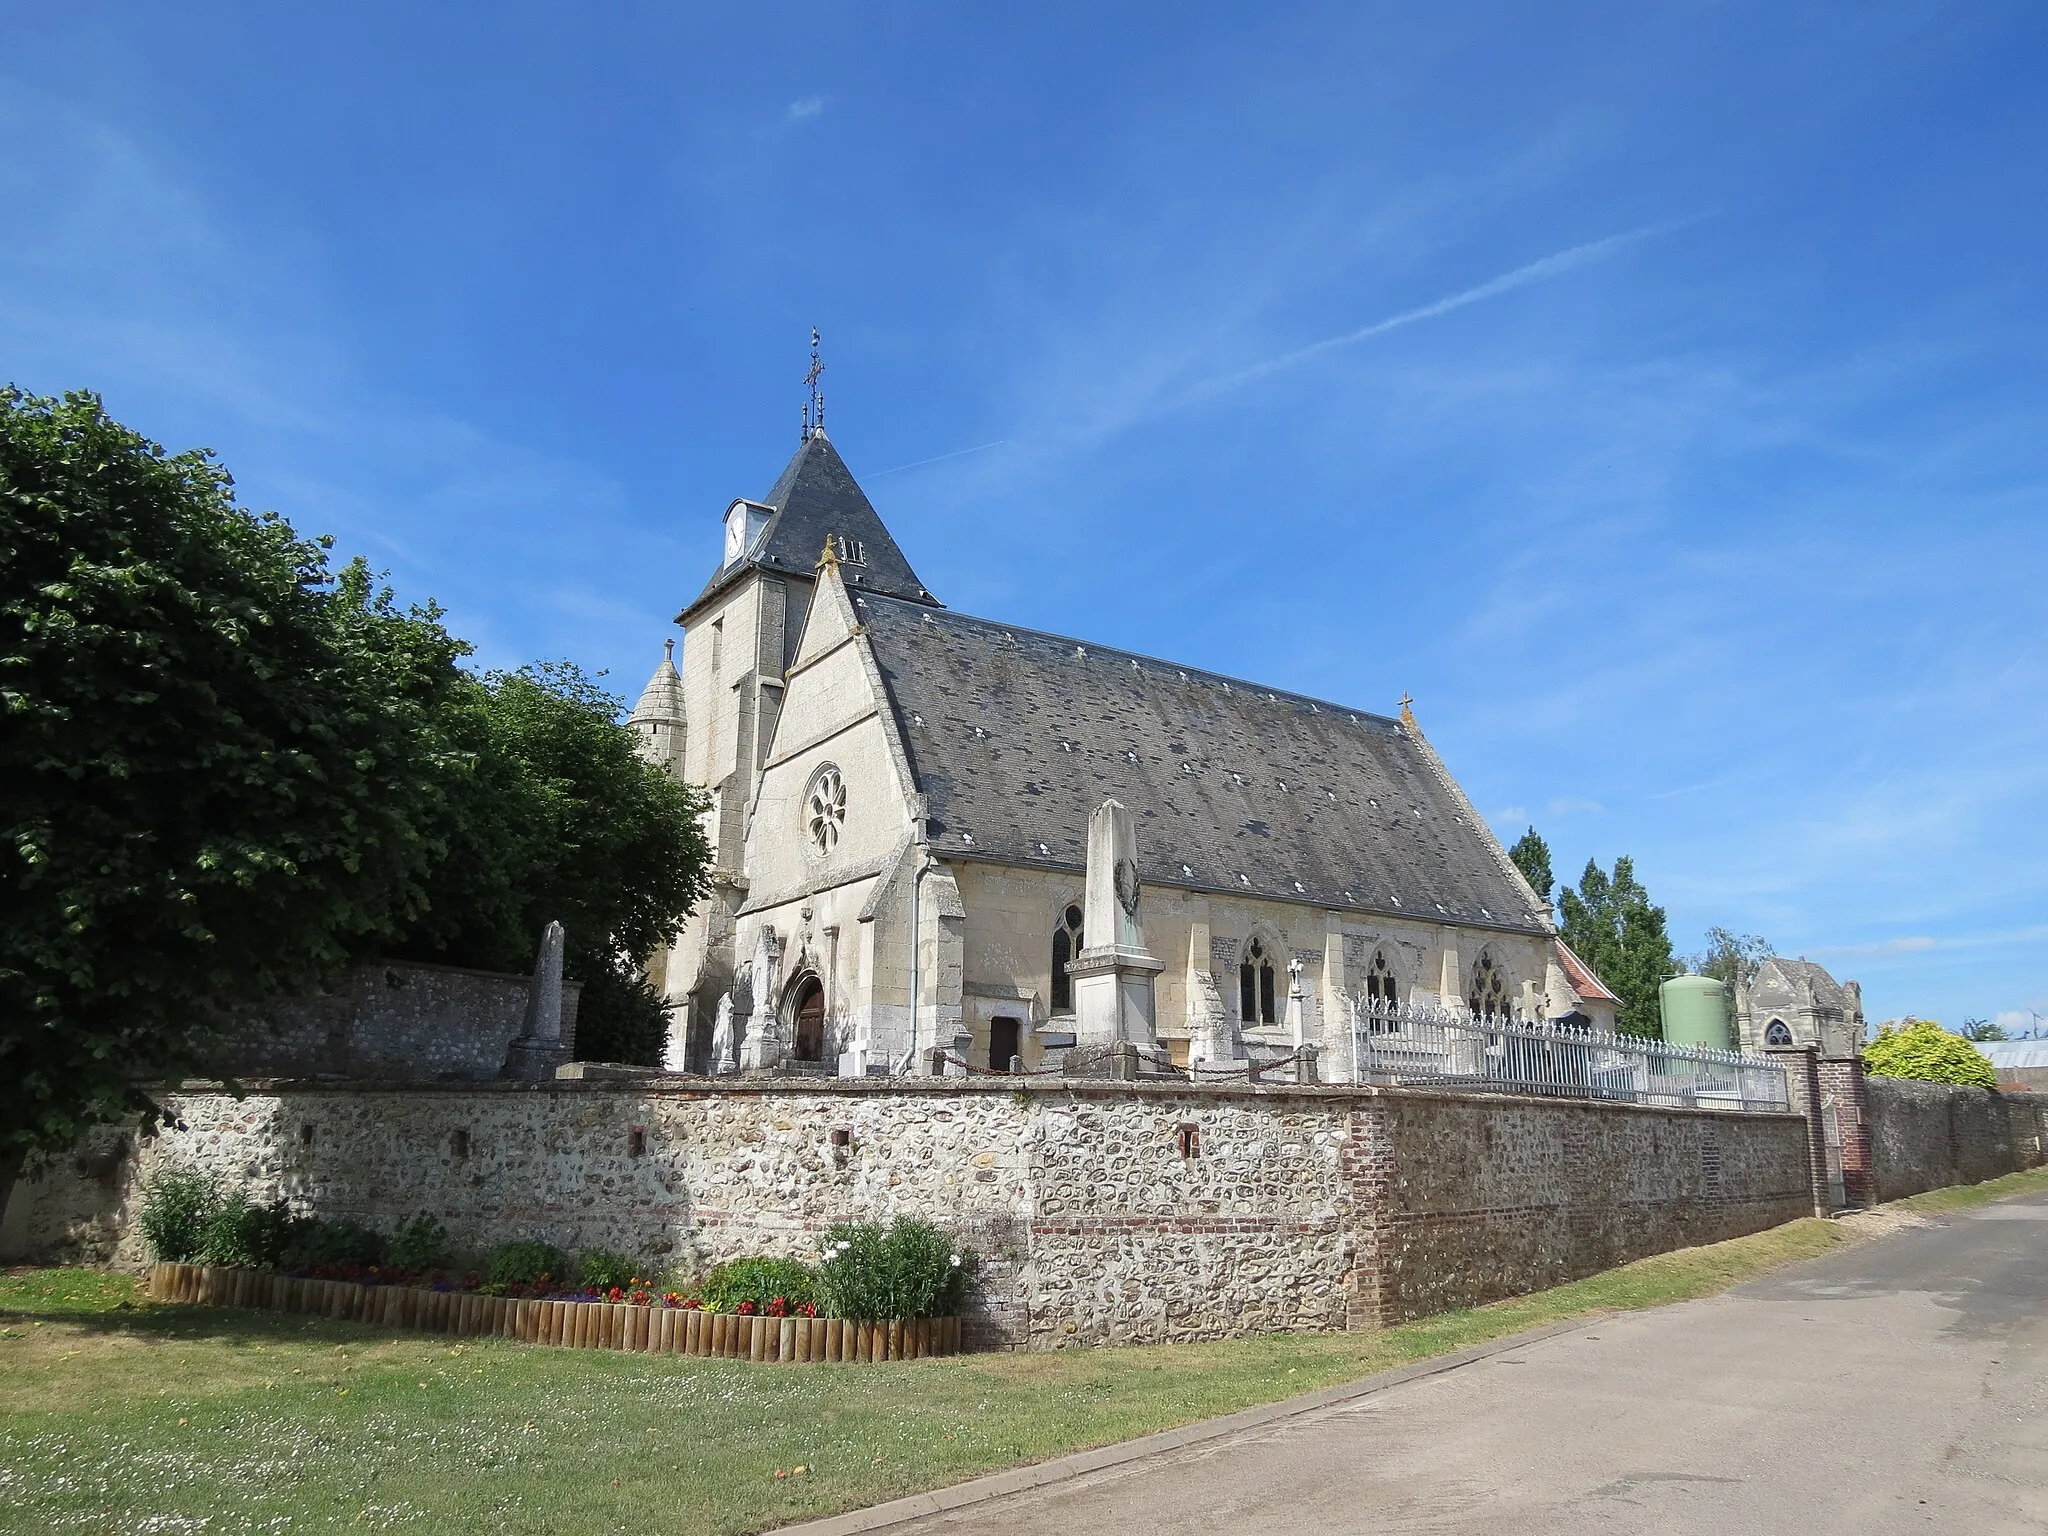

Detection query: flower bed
xmin=147 ymin=1262 xmax=961 ymax=1362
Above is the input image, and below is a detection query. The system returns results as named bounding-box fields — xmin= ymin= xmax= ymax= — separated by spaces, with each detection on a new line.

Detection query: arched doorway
xmin=791 ymin=976 xmax=826 ymax=1062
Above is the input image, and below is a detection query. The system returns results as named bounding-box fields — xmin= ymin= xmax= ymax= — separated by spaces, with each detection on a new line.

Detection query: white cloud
xmin=785 ymin=96 xmax=825 ymax=123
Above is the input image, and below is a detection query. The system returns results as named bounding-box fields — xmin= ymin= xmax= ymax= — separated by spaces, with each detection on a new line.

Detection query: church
xmin=627 ymin=422 xmax=1615 ymax=1079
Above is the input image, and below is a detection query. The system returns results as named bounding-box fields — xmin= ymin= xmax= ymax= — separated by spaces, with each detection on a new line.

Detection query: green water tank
xmin=1660 ymin=975 xmax=1732 ymax=1050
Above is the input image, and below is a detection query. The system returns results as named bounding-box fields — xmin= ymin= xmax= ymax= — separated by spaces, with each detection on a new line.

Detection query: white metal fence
xmin=1348 ymin=1000 xmax=1789 ymax=1113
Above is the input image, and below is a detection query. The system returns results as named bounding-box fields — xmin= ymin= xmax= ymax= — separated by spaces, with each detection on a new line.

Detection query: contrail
xmin=871 ymin=440 xmax=1008 ymax=477
xmin=1191 ymin=224 xmax=1672 ymax=400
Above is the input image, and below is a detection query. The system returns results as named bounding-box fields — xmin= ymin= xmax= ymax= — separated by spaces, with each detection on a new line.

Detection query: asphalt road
xmin=887 ymin=1192 xmax=2048 ymax=1535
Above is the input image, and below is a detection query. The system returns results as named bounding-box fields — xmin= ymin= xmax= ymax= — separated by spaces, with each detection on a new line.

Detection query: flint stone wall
xmin=224 ymin=960 xmax=582 ymax=1082
xmin=6 ymin=1080 xmax=1809 ymax=1348
xmin=1864 ymin=1078 xmax=2046 ymax=1203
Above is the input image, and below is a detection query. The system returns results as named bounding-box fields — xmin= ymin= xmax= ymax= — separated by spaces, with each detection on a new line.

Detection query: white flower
xmin=948 ymin=1254 xmax=961 ymax=1267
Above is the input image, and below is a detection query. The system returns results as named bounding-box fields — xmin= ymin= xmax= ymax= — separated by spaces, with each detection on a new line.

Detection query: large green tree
xmin=1 ymin=389 xmax=473 ymax=1197
xmin=399 ymin=663 xmax=711 ymax=1065
xmin=1 ymin=388 xmax=710 ymax=1208
xmin=1557 ymin=856 xmax=1679 ymax=1037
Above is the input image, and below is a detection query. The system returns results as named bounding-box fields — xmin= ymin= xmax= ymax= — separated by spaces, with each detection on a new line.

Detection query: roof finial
xmin=816 ymin=533 xmax=840 ymax=571
xmin=663 ymin=637 xmax=675 ymax=664
xmin=1398 ymin=691 xmax=1417 ymax=728
xmin=802 ymin=328 xmax=826 ymax=441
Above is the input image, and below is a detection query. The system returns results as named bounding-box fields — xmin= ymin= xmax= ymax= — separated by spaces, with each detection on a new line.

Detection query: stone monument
xmin=710 ymin=993 xmax=738 ymax=1075
xmin=1065 ymin=799 xmax=1166 ymax=1064
xmin=502 ymin=921 xmax=572 ymax=1081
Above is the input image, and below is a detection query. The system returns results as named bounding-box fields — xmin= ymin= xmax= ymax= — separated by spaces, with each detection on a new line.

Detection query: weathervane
xmin=801 ymin=328 xmax=826 ymax=440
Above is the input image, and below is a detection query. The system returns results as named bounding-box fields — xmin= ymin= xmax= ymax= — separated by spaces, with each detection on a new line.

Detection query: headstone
xmin=502 ymin=921 xmax=573 ymax=1081
xmin=1065 ymin=800 xmax=1166 ymax=1063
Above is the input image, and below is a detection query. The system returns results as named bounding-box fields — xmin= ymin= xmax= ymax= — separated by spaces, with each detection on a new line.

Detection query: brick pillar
xmin=1767 ymin=1045 xmax=1832 ymax=1217
xmin=1339 ymin=1099 xmax=1395 ymax=1329
xmin=1817 ymin=1055 xmax=1873 ymax=1207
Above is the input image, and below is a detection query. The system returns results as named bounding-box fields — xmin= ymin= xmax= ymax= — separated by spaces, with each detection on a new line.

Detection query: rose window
xmin=806 ymin=766 xmax=847 ymax=855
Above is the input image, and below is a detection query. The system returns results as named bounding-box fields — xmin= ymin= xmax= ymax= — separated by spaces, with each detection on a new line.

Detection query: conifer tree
xmin=1508 ymin=827 xmax=1553 ymax=904
xmin=1557 ymin=856 xmax=1678 ymax=1037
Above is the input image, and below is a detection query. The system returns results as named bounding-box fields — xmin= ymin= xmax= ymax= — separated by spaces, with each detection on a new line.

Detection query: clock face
xmin=724 ymin=509 xmax=745 ymax=561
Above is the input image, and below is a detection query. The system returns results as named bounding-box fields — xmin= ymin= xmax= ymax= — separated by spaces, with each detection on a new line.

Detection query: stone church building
xmin=628 ymin=428 xmax=1612 ymax=1078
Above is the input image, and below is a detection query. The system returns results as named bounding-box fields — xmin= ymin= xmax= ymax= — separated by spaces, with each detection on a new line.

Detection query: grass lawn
xmin=5 ymin=1168 xmax=2043 ymax=1536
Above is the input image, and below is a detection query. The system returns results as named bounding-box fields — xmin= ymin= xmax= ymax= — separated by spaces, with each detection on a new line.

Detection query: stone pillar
xmin=503 ymin=921 xmax=572 ymax=1081
xmin=1185 ymin=903 xmax=1241 ymax=1067
xmin=1767 ymin=1044 xmax=1834 ymax=1217
xmin=1437 ymin=934 xmax=1462 ymax=1012
xmin=1066 ymin=800 xmax=1166 ymax=1055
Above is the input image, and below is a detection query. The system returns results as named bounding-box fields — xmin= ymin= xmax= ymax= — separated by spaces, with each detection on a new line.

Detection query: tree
xmin=1958 ymin=1018 xmax=2009 ymax=1042
xmin=395 ymin=663 xmax=711 ymax=1065
xmin=1688 ymin=926 xmax=1774 ymax=989
xmin=1557 ymin=856 xmax=1678 ymax=1038
xmin=1863 ymin=1021 xmax=1997 ymax=1087
xmin=1508 ymin=827 xmax=1553 ymax=904
xmin=1 ymin=389 xmax=713 ymax=1211
xmin=1 ymin=388 xmax=475 ymax=1204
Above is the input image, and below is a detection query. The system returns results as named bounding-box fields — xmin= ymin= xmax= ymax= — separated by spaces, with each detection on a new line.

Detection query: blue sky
xmin=6 ymin=2 xmax=2045 ymax=1032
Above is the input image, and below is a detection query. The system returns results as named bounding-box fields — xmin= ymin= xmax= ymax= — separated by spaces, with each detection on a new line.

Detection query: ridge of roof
xmin=851 ymin=591 xmax=1404 ymax=727
xmin=678 ymin=435 xmax=938 ymax=622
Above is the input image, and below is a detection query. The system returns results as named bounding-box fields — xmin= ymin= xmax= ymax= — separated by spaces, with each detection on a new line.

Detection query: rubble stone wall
xmin=1864 ymin=1078 xmax=2044 ymax=1203
xmin=5 ymin=1080 xmax=1816 ymax=1349
xmin=225 ymin=960 xmax=581 ymax=1082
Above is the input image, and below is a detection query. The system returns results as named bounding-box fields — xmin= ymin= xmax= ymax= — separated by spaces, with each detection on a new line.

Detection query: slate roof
xmin=1978 ymin=1041 xmax=2048 ymax=1070
xmin=852 ymin=592 xmax=1549 ymax=935
xmin=1753 ymin=957 xmax=1849 ymax=1010
xmin=679 ymin=435 xmax=938 ymax=622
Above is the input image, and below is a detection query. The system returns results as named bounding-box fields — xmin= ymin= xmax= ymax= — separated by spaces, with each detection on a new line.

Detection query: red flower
xmin=681 ymin=1298 xmax=702 ymax=1310
xmin=607 ymin=1287 xmax=624 ymax=1303
xmin=737 ymin=1301 xmax=757 ymax=1316
xmin=798 ymin=1302 xmax=818 ymax=1318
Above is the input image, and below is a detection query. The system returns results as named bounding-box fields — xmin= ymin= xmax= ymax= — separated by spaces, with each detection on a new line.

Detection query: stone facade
xmin=2 ymin=1080 xmax=1809 ymax=1348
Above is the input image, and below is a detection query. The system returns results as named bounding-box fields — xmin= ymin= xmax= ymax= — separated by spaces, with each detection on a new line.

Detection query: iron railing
xmin=1347 ymin=999 xmax=1789 ymax=1112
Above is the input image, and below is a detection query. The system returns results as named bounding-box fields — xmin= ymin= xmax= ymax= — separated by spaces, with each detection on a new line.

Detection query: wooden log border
xmin=144 ymin=1263 xmax=962 ymax=1362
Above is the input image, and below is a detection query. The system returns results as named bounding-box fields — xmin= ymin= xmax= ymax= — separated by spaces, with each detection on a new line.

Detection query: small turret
xmin=628 ymin=638 xmax=687 ymax=779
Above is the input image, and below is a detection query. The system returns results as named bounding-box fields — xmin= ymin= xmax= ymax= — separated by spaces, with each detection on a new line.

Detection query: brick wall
xmin=4 ymin=1079 xmax=1813 ymax=1348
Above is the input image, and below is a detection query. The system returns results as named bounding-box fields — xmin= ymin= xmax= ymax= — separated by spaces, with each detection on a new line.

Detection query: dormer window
xmin=722 ymin=500 xmax=774 ymax=568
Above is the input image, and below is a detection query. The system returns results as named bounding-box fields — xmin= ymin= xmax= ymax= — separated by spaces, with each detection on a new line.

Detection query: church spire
xmin=801 ymin=328 xmax=826 ymax=442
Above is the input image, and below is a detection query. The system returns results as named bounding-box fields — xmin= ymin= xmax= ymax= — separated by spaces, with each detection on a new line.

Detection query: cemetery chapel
xmin=628 ymin=408 xmax=1618 ymax=1079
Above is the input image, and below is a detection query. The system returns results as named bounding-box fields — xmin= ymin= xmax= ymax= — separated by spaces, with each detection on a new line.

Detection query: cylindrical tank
xmin=1660 ymin=975 xmax=1732 ymax=1050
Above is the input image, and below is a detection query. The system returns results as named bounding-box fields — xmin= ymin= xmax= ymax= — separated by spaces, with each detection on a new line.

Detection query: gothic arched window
xmin=1240 ymin=939 xmax=1277 ymax=1025
xmin=1364 ymin=949 xmax=1399 ymax=1031
xmin=1050 ymin=905 xmax=1084 ymax=1014
xmin=1467 ymin=950 xmax=1511 ymax=1022
xmin=1765 ymin=1019 xmax=1794 ymax=1047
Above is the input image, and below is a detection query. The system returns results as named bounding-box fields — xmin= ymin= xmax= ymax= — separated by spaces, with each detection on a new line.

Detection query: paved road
xmin=893 ymin=1193 xmax=2048 ymax=1535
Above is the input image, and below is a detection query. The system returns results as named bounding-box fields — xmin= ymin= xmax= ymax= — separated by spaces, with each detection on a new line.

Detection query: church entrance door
xmin=792 ymin=978 xmax=826 ymax=1062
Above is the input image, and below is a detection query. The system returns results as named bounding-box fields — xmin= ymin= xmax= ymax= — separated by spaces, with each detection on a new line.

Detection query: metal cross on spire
xmin=801 ymin=328 xmax=826 ymax=440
